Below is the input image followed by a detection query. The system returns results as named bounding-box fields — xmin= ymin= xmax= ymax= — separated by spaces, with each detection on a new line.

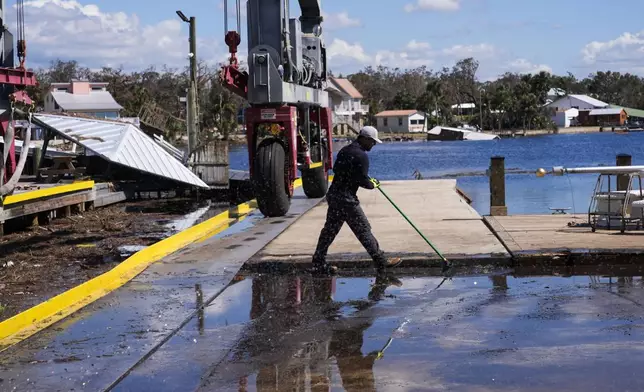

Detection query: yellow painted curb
xmin=3 ymin=181 xmax=95 ymax=206
xmin=0 ymin=175 xmax=333 ymax=352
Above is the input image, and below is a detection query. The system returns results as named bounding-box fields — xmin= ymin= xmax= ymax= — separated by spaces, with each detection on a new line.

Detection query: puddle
xmin=114 ymin=268 xmax=644 ymax=391
xmin=164 ymin=204 xmax=221 ymax=233
xmin=212 ymin=212 xmax=264 ymax=239
xmin=117 ymin=245 xmax=147 ymax=258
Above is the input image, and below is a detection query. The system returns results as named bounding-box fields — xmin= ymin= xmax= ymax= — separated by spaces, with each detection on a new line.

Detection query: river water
xmin=229 ymin=132 xmax=644 ymax=215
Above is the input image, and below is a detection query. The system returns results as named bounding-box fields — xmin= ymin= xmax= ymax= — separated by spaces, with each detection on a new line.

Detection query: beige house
xmin=375 ymin=110 xmax=428 ymax=133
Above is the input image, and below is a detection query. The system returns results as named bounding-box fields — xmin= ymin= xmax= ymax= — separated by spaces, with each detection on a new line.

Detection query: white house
xmin=325 ymin=77 xmax=368 ymax=135
xmin=553 ymin=108 xmax=579 ymax=128
xmin=44 ymin=79 xmax=123 ymax=120
xmin=546 ymin=94 xmax=608 ymax=112
xmin=375 ymin=110 xmax=427 ymax=133
xmin=546 ymin=94 xmax=609 ymax=127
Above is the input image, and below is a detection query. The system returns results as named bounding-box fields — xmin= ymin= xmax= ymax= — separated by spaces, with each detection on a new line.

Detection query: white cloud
xmin=506 ymin=58 xmax=552 ymax=74
xmin=21 ymin=0 xmax=227 ymax=70
xmin=327 ymin=38 xmax=503 ymax=72
xmin=327 ymin=39 xmax=371 ymax=64
xmin=374 ymin=50 xmax=435 ymax=69
xmin=327 ymin=39 xmax=437 ymax=70
xmin=441 ymin=43 xmax=497 ymax=58
xmin=404 ymin=0 xmax=460 ymax=12
xmin=406 ymin=40 xmax=431 ymax=50
xmin=322 ymin=11 xmax=361 ymax=30
xmin=581 ymin=31 xmax=644 ymax=71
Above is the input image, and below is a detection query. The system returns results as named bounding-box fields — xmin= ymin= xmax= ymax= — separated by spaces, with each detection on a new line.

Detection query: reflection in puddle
xmin=109 ymin=267 xmax=644 ymax=392
xmin=197 ymin=270 xmax=644 ymax=391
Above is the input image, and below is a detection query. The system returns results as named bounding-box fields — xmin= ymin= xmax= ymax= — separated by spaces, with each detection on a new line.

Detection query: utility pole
xmin=177 ymin=11 xmax=199 ymax=158
xmin=479 ymin=87 xmax=484 ymax=132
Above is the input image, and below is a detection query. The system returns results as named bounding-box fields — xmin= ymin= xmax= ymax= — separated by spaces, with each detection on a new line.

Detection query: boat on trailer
xmin=543 ymin=165 xmax=644 ymax=233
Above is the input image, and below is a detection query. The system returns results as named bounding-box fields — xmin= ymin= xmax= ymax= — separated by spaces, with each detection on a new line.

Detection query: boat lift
xmin=537 ymin=165 xmax=644 ymax=233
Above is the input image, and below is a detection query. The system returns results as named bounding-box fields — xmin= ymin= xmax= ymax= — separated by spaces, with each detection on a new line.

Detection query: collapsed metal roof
xmin=32 ymin=113 xmax=209 ymax=188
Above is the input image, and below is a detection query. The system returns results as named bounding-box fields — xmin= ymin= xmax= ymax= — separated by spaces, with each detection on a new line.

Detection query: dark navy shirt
xmin=326 ymin=140 xmax=374 ymax=206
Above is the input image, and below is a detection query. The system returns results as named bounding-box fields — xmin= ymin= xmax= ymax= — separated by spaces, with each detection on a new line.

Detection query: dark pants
xmin=313 ymin=201 xmax=386 ymax=266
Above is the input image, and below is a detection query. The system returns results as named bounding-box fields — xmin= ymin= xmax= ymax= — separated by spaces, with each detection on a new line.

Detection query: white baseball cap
xmin=359 ymin=126 xmax=382 ymax=143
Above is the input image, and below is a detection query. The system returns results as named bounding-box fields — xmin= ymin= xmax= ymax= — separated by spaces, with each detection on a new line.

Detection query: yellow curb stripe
xmin=0 ymin=174 xmax=333 ymax=352
xmin=3 ymin=181 xmax=95 ymax=206
xmin=0 ymin=203 xmax=236 ymax=351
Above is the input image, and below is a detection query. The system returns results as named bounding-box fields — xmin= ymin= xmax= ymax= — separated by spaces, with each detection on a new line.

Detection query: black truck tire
xmin=302 ymin=143 xmax=329 ymax=198
xmin=253 ymin=141 xmax=290 ymax=217
xmin=302 ymin=165 xmax=328 ymax=198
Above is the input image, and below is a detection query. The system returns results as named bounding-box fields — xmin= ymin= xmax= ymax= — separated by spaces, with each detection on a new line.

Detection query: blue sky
xmin=10 ymin=0 xmax=644 ymax=80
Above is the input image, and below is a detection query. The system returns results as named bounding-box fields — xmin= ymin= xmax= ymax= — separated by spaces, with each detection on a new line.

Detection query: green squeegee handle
xmin=377 ymin=185 xmax=450 ymax=265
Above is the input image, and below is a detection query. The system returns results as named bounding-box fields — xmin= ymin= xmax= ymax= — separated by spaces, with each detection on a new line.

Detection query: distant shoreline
xmin=223 ymin=125 xmax=629 ymax=147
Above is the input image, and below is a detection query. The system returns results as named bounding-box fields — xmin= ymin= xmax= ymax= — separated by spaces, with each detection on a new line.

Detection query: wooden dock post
xmin=33 ymin=146 xmax=42 ymax=176
xmin=489 ymin=156 xmax=507 ymax=216
xmin=57 ymin=206 xmax=71 ymax=218
xmin=616 ymin=153 xmax=632 ymax=191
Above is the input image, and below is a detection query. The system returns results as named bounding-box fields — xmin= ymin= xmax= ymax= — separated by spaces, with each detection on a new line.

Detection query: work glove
xmin=370 ymin=177 xmax=380 ymax=188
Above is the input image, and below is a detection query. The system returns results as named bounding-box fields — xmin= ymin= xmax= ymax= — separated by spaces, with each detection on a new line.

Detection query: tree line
xmin=25 ymin=57 xmax=644 ymax=139
xmin=343 ymin=58 xmax=644 ymax=131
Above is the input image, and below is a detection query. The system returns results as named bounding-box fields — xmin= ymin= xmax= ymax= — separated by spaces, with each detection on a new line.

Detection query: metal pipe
xmin=223 ymin=0 xmax=228 ymax=34
xmin=236 ymin=0 xmax=241 ymax=34
xmin=282 ymin=0 xmax=295 ymax=82
xmin=549 ymin=166 xmax=644 ymax=176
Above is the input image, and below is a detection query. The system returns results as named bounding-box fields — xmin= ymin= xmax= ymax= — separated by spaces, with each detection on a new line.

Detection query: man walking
xmin=312 ymin=126 xmax=402 ymax=275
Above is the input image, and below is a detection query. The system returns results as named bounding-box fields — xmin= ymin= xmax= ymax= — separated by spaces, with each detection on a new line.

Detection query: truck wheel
xmin=253 ymin=141 xmax=290 ymax=217
xmin=302 ymin=143 xmax=329 ymax=199
xmin=302 ymin=165 xmax=328 ymax=198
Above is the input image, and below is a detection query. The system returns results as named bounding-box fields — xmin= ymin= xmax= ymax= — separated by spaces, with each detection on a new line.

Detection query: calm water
xmin=230 ymin=132 xmax=644 ymax=215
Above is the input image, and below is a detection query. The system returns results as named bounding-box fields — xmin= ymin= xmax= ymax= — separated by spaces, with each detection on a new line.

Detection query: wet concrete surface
xmin=106 ymin=268 xmax=644 ymax=391
xmin=4 ymin=190 xmax=644 ymax=390
xmin=0 ymin=189 xmax=324 ymax=392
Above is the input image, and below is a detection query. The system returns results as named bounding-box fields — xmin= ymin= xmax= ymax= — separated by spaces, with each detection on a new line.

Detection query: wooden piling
xmin=57 ymin=205 xmax=71 ymax=218
xmin=489 ymin=156 xmax=507 ymax=216
xmin=616 ymin=153 xmax=632 ymax=191
xmin=33 ymin=146 xmax=42 ymax=176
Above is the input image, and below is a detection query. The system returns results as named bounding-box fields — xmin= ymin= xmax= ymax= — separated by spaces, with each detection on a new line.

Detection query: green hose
xmin=377 ymin=185 xmax=450 ymax=270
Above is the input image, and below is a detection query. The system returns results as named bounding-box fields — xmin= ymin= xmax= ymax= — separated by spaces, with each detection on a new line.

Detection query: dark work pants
xmin=312 ymin=201 xmax=386 ymax=266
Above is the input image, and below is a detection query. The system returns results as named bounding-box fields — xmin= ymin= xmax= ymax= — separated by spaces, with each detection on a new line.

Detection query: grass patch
xmin=0 ymin=303 xmax=5 ymax=316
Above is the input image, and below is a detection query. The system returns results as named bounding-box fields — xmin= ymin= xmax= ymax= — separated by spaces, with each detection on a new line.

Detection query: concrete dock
xmin=249 ymin=179 xmax=644 ymax=270
xmin=486 ymin=214 xmax=644 ymax=262
xmin=250 ymin=179 xmax=510 ymax=270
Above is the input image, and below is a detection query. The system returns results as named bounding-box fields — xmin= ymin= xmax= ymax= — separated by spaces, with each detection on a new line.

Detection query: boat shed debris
xmin=31 ymin=113 xmax=209 ymax=189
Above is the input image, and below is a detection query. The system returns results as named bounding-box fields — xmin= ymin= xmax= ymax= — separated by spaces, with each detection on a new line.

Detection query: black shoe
xmin=312 ymin=263 xmax=338 ymax=275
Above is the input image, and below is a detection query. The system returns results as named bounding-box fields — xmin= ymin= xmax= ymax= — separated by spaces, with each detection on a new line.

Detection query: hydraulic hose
xmin=0 ymin=112 xmax=32 ymax=196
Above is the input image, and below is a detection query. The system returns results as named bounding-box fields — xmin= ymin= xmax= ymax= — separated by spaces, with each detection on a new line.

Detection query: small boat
xmin=427 ymin=126 xmax=499 ymax=141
